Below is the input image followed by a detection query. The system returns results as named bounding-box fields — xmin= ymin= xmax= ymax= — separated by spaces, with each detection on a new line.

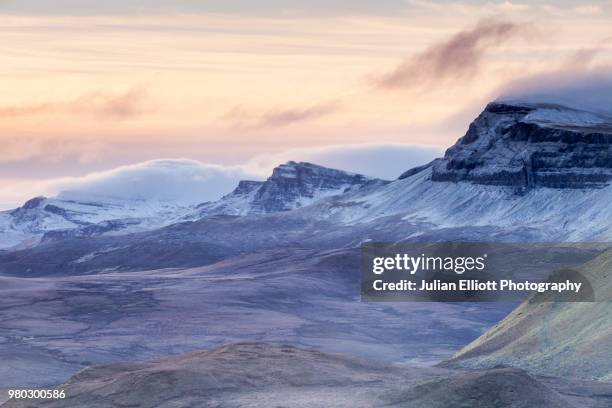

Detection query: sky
xmin=0 ymin=1 xmax=611 ymax=207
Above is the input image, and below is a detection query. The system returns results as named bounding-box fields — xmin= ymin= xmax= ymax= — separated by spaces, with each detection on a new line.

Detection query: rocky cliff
xmin=196 ymin=161 xmax=385 ymax=216
xmin=431 ymin=101 xmax=612 ymax=191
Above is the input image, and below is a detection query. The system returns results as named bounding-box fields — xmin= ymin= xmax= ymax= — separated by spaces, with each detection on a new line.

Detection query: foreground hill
xmin=446 ymin=248 xmax=612 ymax=382
xmin=4 ymin=343 xmax=612 ymax=408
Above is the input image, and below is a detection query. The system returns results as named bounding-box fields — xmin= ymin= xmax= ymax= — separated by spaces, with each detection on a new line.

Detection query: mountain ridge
xmin=193 ymin=161 xmax=385 ymax=217
xmin=4 ymin=100 xmax=612 ymax=250
xmin=0 ymin=161 xmax=382 ymax=249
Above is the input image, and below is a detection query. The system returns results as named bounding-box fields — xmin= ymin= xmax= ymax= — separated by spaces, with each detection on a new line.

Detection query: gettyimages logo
xmin=361 ymin=242 xmax=599 ymax=302
xmin=372 ymin=253 xmax=488 ymax=275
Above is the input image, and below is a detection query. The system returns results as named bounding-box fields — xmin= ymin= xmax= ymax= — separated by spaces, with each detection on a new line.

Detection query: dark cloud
xmin=225 ymin=102 xmax=340 ymax=129
xmin=376 ymin=19 xmax=525 ymax=90
xmin=0 ymin=88 xmax=149 ymax=119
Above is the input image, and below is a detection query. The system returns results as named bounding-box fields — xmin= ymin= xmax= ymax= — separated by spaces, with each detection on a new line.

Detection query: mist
xmin=498 ymin=68 xmax=612 ymax=115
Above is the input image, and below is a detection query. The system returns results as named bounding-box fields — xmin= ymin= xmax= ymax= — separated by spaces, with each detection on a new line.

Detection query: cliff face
xmin=431 ymin=102 xmax=612 ymax=191
xmin=250 ymin=161 xmax=379 ymax=213
xmin=195 ymin=161 xmax=384 ymax=216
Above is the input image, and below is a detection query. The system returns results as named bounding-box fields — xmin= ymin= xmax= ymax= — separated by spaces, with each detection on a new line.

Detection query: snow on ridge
xmin=495 ymin=99 xmax=612 ymax=130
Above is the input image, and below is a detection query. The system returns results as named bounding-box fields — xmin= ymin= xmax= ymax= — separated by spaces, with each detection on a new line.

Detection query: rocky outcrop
xmin=196 ymin=161 xmax=385 ymax=216
xmin=250 ymin=161 xmax=380 ymax=213
xmin=431 ymin=102 xmax=612 ymax=191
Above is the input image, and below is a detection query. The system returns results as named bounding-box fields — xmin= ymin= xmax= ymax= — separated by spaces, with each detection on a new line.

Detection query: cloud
xmin=0 ymin=103 xmax=54 ymax=117
xmin=375 ymin=19 xmax=525 ymax=90
xmin=51 ymin=159 xmax=256 ymax=204
xmin=497 ymin=68 xmax=612 ymax=115
xmin=563 ymin=48 xmax=601 ymax=71
xmin=244 ymin=143 xmax=443 ymax=179
xmin=1 ymin=143 xmax=445 ymax=208
xmin=497 ymin=1 xmax=529 ymax=12
xmin=224 ymin=101 xmax=340 ymax=129
xmin=0 ymin=88 xmax=149 ymax=120
xmin=573 ymin=5 xmax=602 ymax=15
xmin=71 ymin=88 xmax=149 ymax=119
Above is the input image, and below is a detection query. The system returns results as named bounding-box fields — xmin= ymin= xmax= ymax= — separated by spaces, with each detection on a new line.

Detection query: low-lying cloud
xmin=53 ymin=159 xmax=254 ymax=204
xmin=498 ymin=68 xmax=612 ymax=115
xmin=4 ymin=143 xmax=444 ymax=208
xmin=376 ymin=19 xmax=525 ymax=90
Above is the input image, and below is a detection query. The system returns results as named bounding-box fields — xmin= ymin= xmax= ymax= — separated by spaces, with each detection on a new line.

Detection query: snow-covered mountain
xmin=285 ymin=101 xmax=612 ymax=241
xmin=430 ymin=101 xmax=612 ymax=190
xmin=0 ymin=161 xmax=383 ymax=249
xmin=192 ymin=161 xmax=385 ymax=217
xmin=0 ymin=194 xmax=194 ymax=249
xmin=3 ymin=100 xmax=612 ymax=250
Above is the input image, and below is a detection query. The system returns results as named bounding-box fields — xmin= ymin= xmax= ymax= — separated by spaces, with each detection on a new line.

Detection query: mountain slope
xmin=445 ymin=248 xmax=612 ymax=382
xmin=0 ymin=195 xmax=193 ymax=250
xmin=291 ymin=101 xmax=612 ymax=241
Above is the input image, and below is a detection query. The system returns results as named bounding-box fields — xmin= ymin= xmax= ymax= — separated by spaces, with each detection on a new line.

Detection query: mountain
xmin=0 ymin=162 xmax=383 ymax=250
xmin=0 ymin=194 xmax=192 ymax=250
xmin=445 ymin=247 xmax=612 ymax=382
xmin=430 ymin=101 xmax=612 ymax=190
xmin=192 ymin=161 xmax=385 ymax=216
xmin=4 ymin=101 xmax=612 ymax=288
xmin=291 ymin=101 xmax=612 ymax=241
xmin=5 ymin=100 xmax=612 ymax=250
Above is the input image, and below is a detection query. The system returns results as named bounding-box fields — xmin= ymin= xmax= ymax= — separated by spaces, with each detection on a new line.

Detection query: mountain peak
xmin=255 ymin=161 xmax=374 ymax=213
xmin=18 ymin=196 xmax=48 ymax=210
xmin=429 ymin=100 xmax=612 ymax=191
xmin=196 ymin=161 xmax=382 ymax=216
xmin=270 ymin=161 xmax=361 ymax=181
